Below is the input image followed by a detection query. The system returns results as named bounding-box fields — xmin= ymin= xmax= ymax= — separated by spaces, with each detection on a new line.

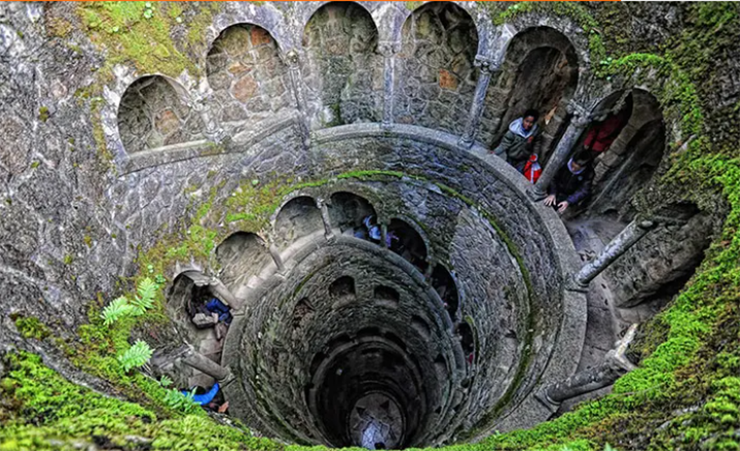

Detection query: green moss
xmin=63 ymin=255 xmax=74 ymax=265
xmin=83 ymin=236 xmax=93 ymax=248
xmin=38 ymin=107 xmax=49 ymax=123
xmin=405 ymin=1 xmax=423 ymax=11
xmin=0 ymin=352 xmax=280 ymax=451
xmin=45 ymin=15 xmax=74 ymax=38
xmin=13 ymin=317 xmax=51 ymax=341
xmin=484 ymin=2 xmax=606 ymax=71
xmin=30 ymin=161 xmax=40 ymax=169
xmin=76 ymin=2 xmax=197 ymax=78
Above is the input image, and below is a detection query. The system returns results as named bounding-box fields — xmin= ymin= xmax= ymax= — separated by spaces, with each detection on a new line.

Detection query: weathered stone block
xmin=232 ymin=75 xmax=258 ymax=102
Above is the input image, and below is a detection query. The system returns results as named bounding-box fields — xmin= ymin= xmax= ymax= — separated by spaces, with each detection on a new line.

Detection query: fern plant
xmin=159 ymin=375 xmax=173 ymax=387
xmin=163 ymin=387 xmax=201 ymax=414
xmin=101 ymin=297 xmax=135 ymax=326
xmin=131 ymin=277 xmax=157 ymax=315
xmin=117 ymin=340 xmax=153 ymax=372
xmin=100 ymin=277 xmax=158 ymax=326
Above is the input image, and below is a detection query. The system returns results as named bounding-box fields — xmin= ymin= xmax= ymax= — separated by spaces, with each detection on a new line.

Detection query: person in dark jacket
xmin=493 ymin=109 xmax=540 ymax=172
xmin=544 ymin=150 xmax=595 ymax=213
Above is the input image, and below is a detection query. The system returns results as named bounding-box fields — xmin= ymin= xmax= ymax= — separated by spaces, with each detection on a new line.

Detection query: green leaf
xmin=132 ymin=277 xmax=157 ymax=314
xmin=101 ymin=297 xmax=135 ymax=326
xmin=117 ymin=340 xmax=153 ymax=372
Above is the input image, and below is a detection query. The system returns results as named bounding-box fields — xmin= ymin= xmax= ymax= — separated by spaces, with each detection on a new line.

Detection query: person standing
xmin=493 ymin=109 xmax=541 ymax=173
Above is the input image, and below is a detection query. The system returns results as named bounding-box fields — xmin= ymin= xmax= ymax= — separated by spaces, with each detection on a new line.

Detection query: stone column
xmin=316 ymin=197 xmax=335 ymax=241
xmin=182 ymin=348 xmax=232 ymax=382
xmin=459 ymin=56 xmax=498 ymax=148
xmin=378 ymin=41 xmax=401 ymax=129
xmin=284 ymin=49 xmax=310 ymax=146
xmin=574 ymin=219 xmax=655 ymax=288
xmin=208 ymin=277 xmax=239 ymax=309
xmin=192 ymin=92 xmax=225 ymax=143
xmin=537 ymin=324 xmax=638 ymax=407
xmin=380 ymin=222 xmax=389 ymax=249
xmin=424 ymin=262 xmax=434 ymax=280
xmin=529 ymin=102 xmax=591 ymax=200
xmin=268 ymin=243 xmax=286 ymax=273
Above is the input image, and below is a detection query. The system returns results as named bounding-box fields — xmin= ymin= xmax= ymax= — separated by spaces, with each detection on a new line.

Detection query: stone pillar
xmin=284 ymin=49 xmax=310 ymax=146
xmin=192 ymin=92 xmax=225 ymax=143
xmin=380 ymin=222 xmax=389 ymax=249
xmin=459 ymin=56 xmax=498 ymax=148
xmin=424 ymin=262 xmax=434 ymax=280
xmin=208 ymin=277 xmax=239 ymax=309
xmin=378 ymin=41 xmax=401 ymax=129
xmin=574 ymin=219 xmax=655 ymax=288
xmin=537 ymin=324 xmax=638 ymax=406
xmin=316 ymin=197 xmax=335 ymax=241
xmin=182 ymin=348 xmax=232 ymax=382
xmin=268 ymin=243 xmax=286 ymax=273
xmin=529 ymin=102 xmax=591 ymax=200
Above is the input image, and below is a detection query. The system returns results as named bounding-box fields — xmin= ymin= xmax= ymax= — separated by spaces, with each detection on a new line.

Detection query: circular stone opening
xmin=220 ymin=170 xmax=584 ymax=448
xmin=350 ymin=393 xmax=405 ymax=450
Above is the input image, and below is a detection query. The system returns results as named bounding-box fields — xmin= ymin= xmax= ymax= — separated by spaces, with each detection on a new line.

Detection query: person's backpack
xmin=523 ymin=154 xmax=542 ymax=184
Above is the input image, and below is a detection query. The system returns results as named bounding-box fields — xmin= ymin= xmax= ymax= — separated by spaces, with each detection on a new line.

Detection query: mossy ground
xmin=4 ymin=2 xmax=740 ymax=451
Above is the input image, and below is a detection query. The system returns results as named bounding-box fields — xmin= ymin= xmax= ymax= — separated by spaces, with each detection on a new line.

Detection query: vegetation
xmin=3 ymin=2 xmax=740 ymax=451
xmin=0 ymin=352 xmax=280 ymax=451
xmin=117 ymin=339 xmax=153 ymax=372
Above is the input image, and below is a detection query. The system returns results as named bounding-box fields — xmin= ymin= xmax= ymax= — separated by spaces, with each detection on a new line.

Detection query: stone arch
xmin=302 ymin=1 xmax=383 ymax=127
xmin=215 ymin=232 xmax=272 ymax=297
xmin=208 ymin=3 xmax=291 ymax=54
xmin=167 ymin=270 xmax=232 ymax=362
xmin=374 ymin=285 xmax=400 ymax=309
xmin=292 ymin=297 xmax=315 ymax=335
xmin=117 ymin=75 xmax=201 ymax=154
xmin=456 ymin=322 xmax=475 ymax=360
xmin=206 ymin=24 xmax=291 ymax=126
xmin=394 ymin=2 xmax=479 ymax=136
xmin=431 ymin=264 xmax=460 ymax=321
xmin=329 ymin=275 xmax=356 ymax=299
xmin=388 ymin=218 xmax=428 ymax=272
xmin=328 ymin=191 xmax=377 ymax=234
xmin=483 ymin=26 xmax=579 ymax=159
xmin=274 ymin=196 xmax=324 ymax=250
xmin=584 ymin=89 xmax=666 ymax=217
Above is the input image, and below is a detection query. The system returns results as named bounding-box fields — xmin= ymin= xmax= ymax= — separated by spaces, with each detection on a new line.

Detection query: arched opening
xmin=328 ymin=191 xmax=377 ymax=235
xmin=483 ymin=27 xmax=578 ymax=161
xmin=395 ymin=2 xmax=479 ymax=135
xmin=168 ymin=271 xmax=232 ymax=388
xmin=456 ymin=322 xmax=475 ymax=364
xmin=431 ymin=265 xmax=459 ymax=321
xmin=215 ymin=232 xmax=271 ymax=297
xmin=206 ymin=24 xmax=290 ymax=126
xmin=329 ymin=276 xmax=356 ymax=299
xmin=274 ymin=196 xmax=324 ymax=250
xmin=292 ymin=298 xmax=315 ymax=337
xmin=587 ymin=89 xmax=665 ymax=218
xmin=302 ymin=2 xmax=382 ymax=127
xmin=118 ymin=76 xmax=201 ymax=153
xmin=388 ymin=218 xmax=428 ymax=272
xmin=374 ymin=286 xmax=400 ymax=308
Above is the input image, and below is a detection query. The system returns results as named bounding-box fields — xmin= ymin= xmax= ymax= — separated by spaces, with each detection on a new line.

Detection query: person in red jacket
xmin=582 ymin=106 xmax=630 ymax=156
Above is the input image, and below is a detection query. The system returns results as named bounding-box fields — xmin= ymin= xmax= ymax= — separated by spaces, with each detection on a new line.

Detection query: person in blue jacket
xmin=205 ymin=298 xmax=232 ymax=325
xmin=184 ymin=383 xmax=220 ymax=405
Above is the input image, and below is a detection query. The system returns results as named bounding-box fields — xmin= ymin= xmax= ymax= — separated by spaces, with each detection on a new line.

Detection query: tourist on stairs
xmin=543 ymin=150 xmax=595 ymax=214
xmin=493 ymin=109 xmax=541 ymax=173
